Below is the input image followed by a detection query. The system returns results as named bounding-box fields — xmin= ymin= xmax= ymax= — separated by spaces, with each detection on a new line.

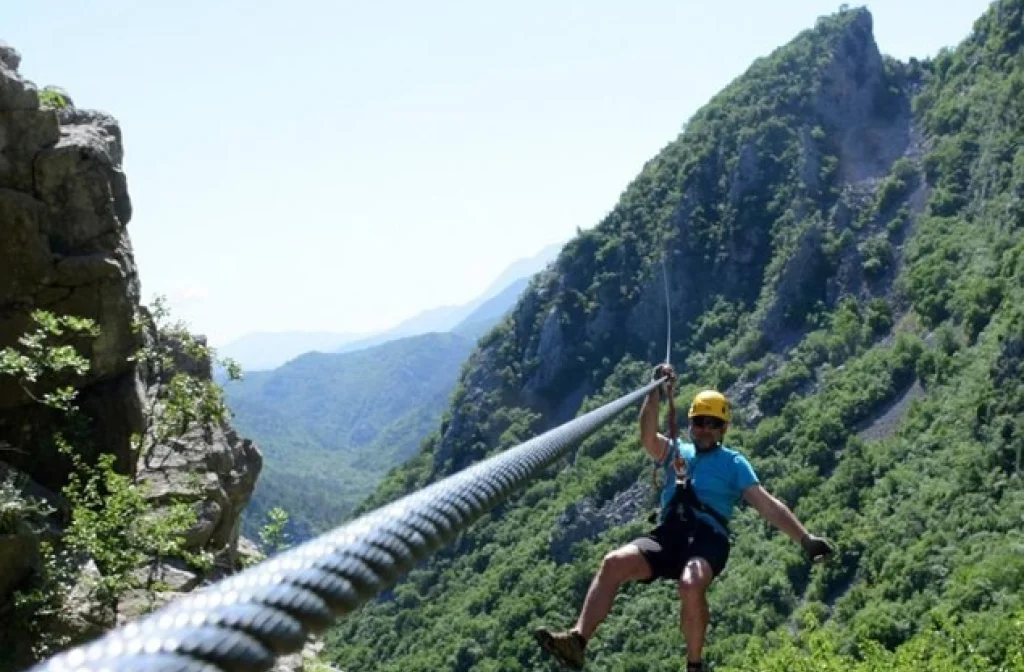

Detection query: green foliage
xmin=0 ymin=310 xmax=99 ymax=411
xmin=873 ymin=157 xmax=919 ymax=216
xmin=37 ymin=87 xmax=68 ymax=110
xmin=257 ymin=506 xmax=292 ymax=558
xmin=0 ymin=304 xmax=226 ymax=662
xmin=719 ymin=609 xmax=1024 ymax=671
xmin=860 ymin=234 xmax=892 ymax=280
xmin=132 ymin=295 xmax=242 ymax=464
xmin=900 ymin=215 xmax=961 ymax=325
xmin=61 ymin=451 xmax=201 ymax=614
xmin=9 ymin=542 xmax=73 ymax=661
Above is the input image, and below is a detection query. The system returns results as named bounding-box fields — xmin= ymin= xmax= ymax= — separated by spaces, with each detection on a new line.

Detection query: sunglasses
xmin=691 ymin=416 xmax=725 ymax=430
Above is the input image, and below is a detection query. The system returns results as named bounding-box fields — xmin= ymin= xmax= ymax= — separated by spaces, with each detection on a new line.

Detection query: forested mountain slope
xmin=226 ymin=332 xmax=474 ymax=540
xmin=322 ymin=3 xmax=1024 ymax=671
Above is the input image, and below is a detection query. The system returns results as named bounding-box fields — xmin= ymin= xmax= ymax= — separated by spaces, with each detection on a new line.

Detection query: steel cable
xmin=30 ymin=376 xmax=668 ymax=672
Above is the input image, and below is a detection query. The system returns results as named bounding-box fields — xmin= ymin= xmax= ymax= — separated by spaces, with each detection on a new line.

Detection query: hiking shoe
xmin=686 ymin=661 xmax=704 ymax=672
xmin=533 ymin=627 xmax=587 ymax=669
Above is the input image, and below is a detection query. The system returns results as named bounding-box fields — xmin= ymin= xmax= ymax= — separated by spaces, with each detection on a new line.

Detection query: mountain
xmin=333 ymin=307 xmax=467 ymax=354
xmin=335 ymin=241 xmax=563 ymax=353
xmin=216 ymin=330 xmax=367 ymax=372
xmin=320 ymin=4 xmax=1024 ymax=671
xmin=475 ymin=240 xmax=564 ymax=301
xmin=225 ymin=331 xmax=475 ymax=540
xmin=451 ymin=276 xmax=531 ymax=339
xmin=216 ymin=242 xmax=561 ymax=372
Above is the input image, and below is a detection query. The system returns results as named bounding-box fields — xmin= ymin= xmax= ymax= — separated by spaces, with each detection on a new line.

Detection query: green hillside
xmin=226 ymin=331 xmax=474 ymax=539
xmin=320 ymin=3 xmax=1024 ymax=671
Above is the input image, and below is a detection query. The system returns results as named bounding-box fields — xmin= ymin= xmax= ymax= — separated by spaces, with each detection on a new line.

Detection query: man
xmin=534 ymin=364 xmax=835 ymax=671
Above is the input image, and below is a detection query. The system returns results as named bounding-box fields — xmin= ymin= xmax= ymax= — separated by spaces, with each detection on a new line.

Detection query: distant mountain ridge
xmin=335 ymin=241 xmax=563 ymax=354
xmin=451 ymin=276 xmax=531 ymax=339
xmin=218 ymin=240 xmax=563 ymax=370
xmin=215 ymin=330 xmax=368 ymax=372
xmin=225 ymin=240 xmax=563 ymax=539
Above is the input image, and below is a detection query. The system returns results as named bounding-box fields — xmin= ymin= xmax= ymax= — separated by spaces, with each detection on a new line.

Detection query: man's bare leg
xmin=678 ymin=558 xmax=715 ymax=666
xmin=574 ymin=544 xmax=653 ymax=638
xmin=535 ymin=544 xmax=653 ymax=669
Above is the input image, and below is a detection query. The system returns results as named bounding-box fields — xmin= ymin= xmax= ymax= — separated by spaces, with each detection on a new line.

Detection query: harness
xmin=655 ymin=442 xmax=732 ymax=536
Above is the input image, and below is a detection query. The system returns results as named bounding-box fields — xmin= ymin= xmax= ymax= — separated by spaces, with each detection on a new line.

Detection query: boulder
xmin=137 ymin=419 xmax=262 ymax=562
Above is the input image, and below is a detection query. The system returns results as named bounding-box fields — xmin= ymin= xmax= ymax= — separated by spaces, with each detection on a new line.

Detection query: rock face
xmin=0 ymin=40 xmax=142 ymax=490
xmin=811 ymin=9 xmax=910 ymax=184
xmin=0 ymin=40 xmax=264 ymax=667
xmin=0 ymin=531 xmax=38 ymax=599
xmin=548 ymin=481 xmax=650 ymax=564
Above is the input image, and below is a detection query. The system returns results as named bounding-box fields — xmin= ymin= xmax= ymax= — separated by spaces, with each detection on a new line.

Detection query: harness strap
xmin=654 ymin=439 xmax=732 ymax=535
xmin=672 ymin=477 xmax=731 ymax=533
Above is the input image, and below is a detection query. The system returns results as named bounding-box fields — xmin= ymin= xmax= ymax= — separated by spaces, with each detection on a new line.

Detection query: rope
xmin=30 ymin=377 xmax=671 ymax=672
xmin=661 ymin=254 xmax=672 ymax=366
xmin=649 ymin=253 xmax=678 ymax=501
xmin=667 ymin=385 xmax=678 ymax=445
xmin=659 ymin=253 xmax=677 ymax=443
xmin=661 ymin=251 xmax=678 ymax=449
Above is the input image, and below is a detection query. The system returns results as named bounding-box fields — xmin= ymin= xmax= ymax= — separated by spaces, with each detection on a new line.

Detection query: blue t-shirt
xmin=657 ymin=439 xmax=760 ymax=536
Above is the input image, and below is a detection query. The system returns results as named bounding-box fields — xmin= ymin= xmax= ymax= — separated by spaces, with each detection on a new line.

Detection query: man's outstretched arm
xmin=639 ymin=365 xmax=674 ymax=462
xmin=639 ymin=387 xmax=668 ymax=461
xmin=743 ymin=484 xmax=835 ymax=561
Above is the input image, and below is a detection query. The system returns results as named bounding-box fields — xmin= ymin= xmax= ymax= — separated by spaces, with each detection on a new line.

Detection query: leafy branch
xmin=0 ymin=310 xmax=99 ymax=412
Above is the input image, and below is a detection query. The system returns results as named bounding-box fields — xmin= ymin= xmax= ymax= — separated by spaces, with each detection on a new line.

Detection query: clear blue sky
xmin=7 ymin=1 xmax=993 ymax=346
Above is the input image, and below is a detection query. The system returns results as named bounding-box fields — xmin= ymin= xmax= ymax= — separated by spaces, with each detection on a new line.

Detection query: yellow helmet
xmin=688 ymin=389 xmax=731 ymax=423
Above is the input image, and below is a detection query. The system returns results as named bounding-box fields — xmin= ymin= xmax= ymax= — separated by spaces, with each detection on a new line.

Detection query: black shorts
xmin=631 ymin=519 xmax=731 ymax=582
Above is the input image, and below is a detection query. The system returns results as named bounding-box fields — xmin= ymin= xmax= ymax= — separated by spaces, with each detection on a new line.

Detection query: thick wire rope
xmin=30 ymin=256 xmax=679 ymax=672
xmin=30 ymin=382 xmax=671 ymax=672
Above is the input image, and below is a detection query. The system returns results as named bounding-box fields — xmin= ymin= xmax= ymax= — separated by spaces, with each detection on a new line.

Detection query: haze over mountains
xmin=218 ymin=240 xmax=563 ymax=371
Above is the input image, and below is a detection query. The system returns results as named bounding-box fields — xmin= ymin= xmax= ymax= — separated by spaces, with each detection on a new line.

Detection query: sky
xmin=7 ymin=0 xmax=995 ymax=346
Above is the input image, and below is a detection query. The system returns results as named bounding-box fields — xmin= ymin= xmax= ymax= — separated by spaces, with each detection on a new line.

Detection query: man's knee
xmin=678 ymin=558 xmax=714 ymax=600
xmin=599 ymin=545 xmax=649 ymax=582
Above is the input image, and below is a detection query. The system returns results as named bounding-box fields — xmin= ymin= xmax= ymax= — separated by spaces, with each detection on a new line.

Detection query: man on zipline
xmin=535 ymin=363 xmax=835 ymax=671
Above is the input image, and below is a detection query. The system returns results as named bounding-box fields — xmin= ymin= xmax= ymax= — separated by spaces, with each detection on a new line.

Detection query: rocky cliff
xmin=0 ymin=41 xmax=264 ymax=668
xmin=0 ymin=42 xmax=141 ymax=490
